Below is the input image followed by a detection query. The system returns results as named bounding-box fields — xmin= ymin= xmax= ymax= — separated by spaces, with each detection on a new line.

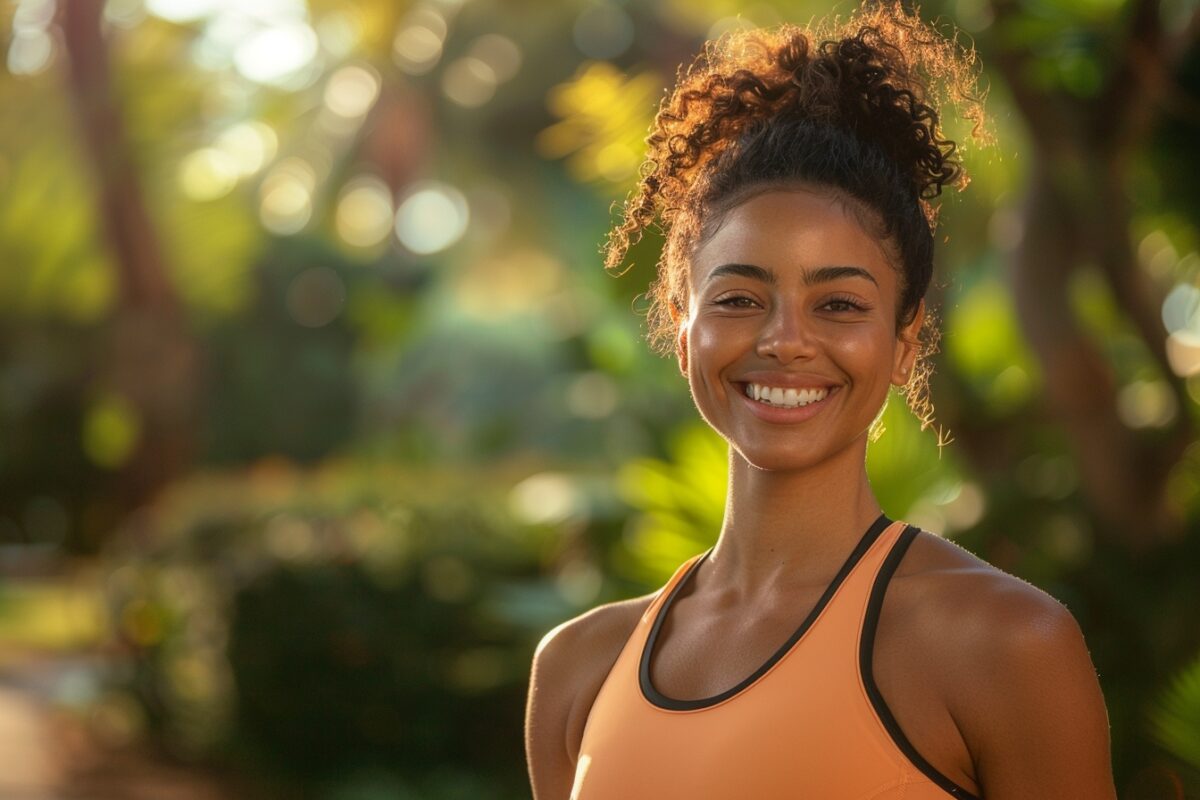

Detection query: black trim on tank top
xmin=859 ymin=525 xmax=983 ymax=800
xmin=639 ymin=511 xmax=893 ymax=711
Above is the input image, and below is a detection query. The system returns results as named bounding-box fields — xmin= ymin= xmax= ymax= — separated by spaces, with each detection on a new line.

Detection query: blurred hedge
xmin=96 ymin=458 xmax=573 ymax=798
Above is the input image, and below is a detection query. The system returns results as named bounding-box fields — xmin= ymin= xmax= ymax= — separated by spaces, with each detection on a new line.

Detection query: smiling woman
xmin=525 ymin=2 xmax=1117 ymax=799
xmin=681 ymin=190 xmax=913 ymax=469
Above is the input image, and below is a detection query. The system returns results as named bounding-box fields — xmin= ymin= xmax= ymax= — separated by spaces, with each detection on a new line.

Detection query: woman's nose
xmin=755 ymin=307 xmax=818 ymax=363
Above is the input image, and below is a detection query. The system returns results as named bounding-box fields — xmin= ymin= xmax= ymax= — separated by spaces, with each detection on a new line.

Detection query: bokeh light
xmin=508 ymin=472 xmax=580 ymax=526
xmin=12 ymin=0 xmax=54 ymax=29
xmin=178 ymin=148 xmax=239 ymax=202
xmin=1139 ymin=229 xmax=1179 ymax=279
xmin=469 ymin=33 xmax=522 ymax=82
xmin=214 ymin=121 xmax=278 ymax=177
xmin=232 ymin=21 xmax=320 ymax=87
xmin=285 ymin=267 xmax=345 ymax=328
xmin=394 ymin=181 xmax=469 ymax=254
xmin=259 ymin=158 xmax=315 ymax=235
xmin=393 ymin=7 xmax=447 ymax=76
xmin=441 ymin=56 xmax=498 ymax=107
xmin=323 ymin=63 xmax=381 ymax=119
xmin=565 ymin=371 xmax=621 ymax=419
xmin=145 ymin=0 xmax=222 ymax=23
xmin=1166 ymin=331 xmax=1200 ymax=377
xmin=1163 ymin=278 xmax=1200 ymax=375
xmin=6 ymin=28 xmax=54 ymax=75
xmin=1163 ymin=282 xmax=1200 ymax=336
xmin=82 ymin=393 xmax=140 ymax=469
xmin=573 ymin=2 xmax=635 ymax=60
xmin=1117 ymin=379 xmax=1178 ymax=429
xmin=315 ymin=9 xmax=362 ymax=58
xmin=7 ymin=0 xmax=56 ymax=76
xmin=335 ymin=176 xmax=395 ymax=249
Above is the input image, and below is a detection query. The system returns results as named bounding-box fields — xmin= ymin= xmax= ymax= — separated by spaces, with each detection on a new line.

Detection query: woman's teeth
xmin=744 ymin=383 xmax=830 ymax=408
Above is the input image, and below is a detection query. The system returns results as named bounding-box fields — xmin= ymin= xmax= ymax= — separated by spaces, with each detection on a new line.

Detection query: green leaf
xmin=1151 ymin=653 xmax=1200 ymax=770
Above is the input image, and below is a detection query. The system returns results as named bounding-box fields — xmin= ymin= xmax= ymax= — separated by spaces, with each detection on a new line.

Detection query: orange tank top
xmin=570 ymin=513 xmax=981 ymax=800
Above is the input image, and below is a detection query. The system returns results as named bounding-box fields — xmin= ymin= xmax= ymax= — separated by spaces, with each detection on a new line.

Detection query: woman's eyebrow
xmin=806 ymin=265 xmax=879 ymax=287
xmin=705 ymin=262 xmax=878 ymax=287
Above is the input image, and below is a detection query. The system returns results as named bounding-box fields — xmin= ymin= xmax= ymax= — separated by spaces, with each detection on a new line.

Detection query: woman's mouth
xmin=743 ymin=382 xmax=830 ymax=408
xmin=735 ymin=382 xmax=838 ymax=422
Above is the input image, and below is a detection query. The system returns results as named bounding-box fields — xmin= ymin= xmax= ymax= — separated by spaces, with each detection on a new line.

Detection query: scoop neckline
xmin=638 ymin=511 xmax=894 ymax=711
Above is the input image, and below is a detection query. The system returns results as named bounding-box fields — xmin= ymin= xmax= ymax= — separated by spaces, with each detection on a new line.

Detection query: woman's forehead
xmin=691 ymin=189 xmax=896 ymax=284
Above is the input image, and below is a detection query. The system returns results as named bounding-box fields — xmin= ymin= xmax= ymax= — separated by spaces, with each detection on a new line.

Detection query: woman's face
xmin=677 ymin=187 xmax=924 ymax=471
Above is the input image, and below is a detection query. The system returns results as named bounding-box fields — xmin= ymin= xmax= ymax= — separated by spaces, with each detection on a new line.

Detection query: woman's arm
xmin=954 ymin=582 xmax=1117 ymax=799
xmin=525 ymin=599 xmax=651 ymax=800
xmin=525 ymin=620 xmax=585 ymax=800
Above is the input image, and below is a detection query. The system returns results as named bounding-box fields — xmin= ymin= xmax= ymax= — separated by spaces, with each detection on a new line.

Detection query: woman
xmin=525 ymin=3 xmax=1116 ymax=798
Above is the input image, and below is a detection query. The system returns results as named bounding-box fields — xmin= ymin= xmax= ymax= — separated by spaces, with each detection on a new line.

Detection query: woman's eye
xmin=823 ymin=298 xmax=867 ymax=312
xmin=715 ymin=296 xmax=757 ymax=308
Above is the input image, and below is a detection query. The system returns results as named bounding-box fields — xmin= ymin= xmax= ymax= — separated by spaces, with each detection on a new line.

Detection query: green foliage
xmin=864 ymin=387 xmax=971 ymax=521
xmin=944 ymin=271 xmax=1041 ymax=414
xmin=0 ymin=76 xmax=115 ymax=323
xmin=200 ymin=239 xmax=360 ymax=464
xmin=98 ymin=461 xmax=553 ymax=797
xmin=1151 ymin=652 xmax=1200 ymax=773
xmin=613 ymin=422 xmax=727 ymax=583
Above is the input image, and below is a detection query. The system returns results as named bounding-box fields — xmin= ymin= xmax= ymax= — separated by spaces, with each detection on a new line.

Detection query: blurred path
xmin=0 ymin=651 xmax=247 ymax=800
xmin=0 ymin=678 xmax=59 ymax=799
xmin=0 ymin=563 xmax=254 ymax=800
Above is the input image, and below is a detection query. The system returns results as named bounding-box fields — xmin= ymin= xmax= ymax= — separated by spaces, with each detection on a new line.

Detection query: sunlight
xmin=215 ymin=122 xmax=277 ymax=177
xmin=259 ymin=158 xmax=315 ymax=235
xmin=442 ymin=56 xmax=498 ymax=108
xmin=336 ymin=177 xmax=394 ymax=249
xmin=233 ymin=21 xmax=319 ymax=86
xmin=393 ymin=7 xmax=447 ymax=76
xmin=395 ymin=181 xmax=469 ymax=254
xmin=178 ymin=148 xmax=238 ymax=201
xmin=508 ymin=472 xmax=580 ymax=526
xmin=323 ymin=64 xmax=380 ymax=119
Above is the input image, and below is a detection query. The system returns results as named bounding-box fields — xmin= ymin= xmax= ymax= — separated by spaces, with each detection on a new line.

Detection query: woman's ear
xmin=668 ymin=296 xmax=689 ymax=377
xmin=892 ymin=298 xmax=925 ymax=386
xmin=675 ymin=325 xmax=688 ymax=377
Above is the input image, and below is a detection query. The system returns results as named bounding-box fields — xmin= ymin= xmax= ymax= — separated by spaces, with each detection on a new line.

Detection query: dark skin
xmin=525 ymin=187 xmax=1116 ymax=799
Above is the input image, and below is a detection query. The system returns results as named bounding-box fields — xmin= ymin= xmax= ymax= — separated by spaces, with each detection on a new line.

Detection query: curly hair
xmin=603 ymin=0 xmax=992 ymax=446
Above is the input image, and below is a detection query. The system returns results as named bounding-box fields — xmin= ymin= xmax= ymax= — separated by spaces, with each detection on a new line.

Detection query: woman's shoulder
xmin=534 ymin=591 xmax=657 ymax=672
xmin=887 ymin=527 xmax=1089 ymax=695
xmin=891 ymin=527 xmax=1083 ymax=658
xmin=884 ymin=527 xmax=1114 ymax=796
xmin=525 ymin=588 xmax=659 ymax=798
xmin=534 ymin=551 xmax=703 ymax=670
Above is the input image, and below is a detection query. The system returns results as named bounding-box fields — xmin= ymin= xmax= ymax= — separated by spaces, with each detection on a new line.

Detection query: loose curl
xmin=604 ymin=0 xmax=993 ymax=446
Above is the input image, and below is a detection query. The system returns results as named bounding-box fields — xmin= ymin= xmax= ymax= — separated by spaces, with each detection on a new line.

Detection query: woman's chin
xmin=730 ymin=443 xmax=832 ymax=474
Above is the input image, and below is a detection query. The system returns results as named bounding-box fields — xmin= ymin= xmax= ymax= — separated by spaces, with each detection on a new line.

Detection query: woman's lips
xmin=735 ymin=383 xmax=839 ymax=424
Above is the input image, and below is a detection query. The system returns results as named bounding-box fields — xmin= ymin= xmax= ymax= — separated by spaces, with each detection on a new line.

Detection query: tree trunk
xmin=58 ymin=0 xmax=204 ymax=534
xmin=963 ymin=0 xmax=1200 ymax=547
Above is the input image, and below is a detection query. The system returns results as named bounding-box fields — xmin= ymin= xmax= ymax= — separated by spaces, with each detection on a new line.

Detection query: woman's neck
xmin=703 ymin=443 xmax=884 ymax=602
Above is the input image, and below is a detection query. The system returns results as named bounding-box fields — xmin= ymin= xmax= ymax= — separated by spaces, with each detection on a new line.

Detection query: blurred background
xmin=0 ymin=0 xmax=1198 ymax=797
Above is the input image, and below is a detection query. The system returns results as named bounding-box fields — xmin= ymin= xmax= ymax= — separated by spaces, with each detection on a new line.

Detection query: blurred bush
xmin=96 ymin=458 xmax=567 ymax=798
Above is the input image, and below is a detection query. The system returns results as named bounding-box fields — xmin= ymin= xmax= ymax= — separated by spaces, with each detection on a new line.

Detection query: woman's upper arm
xmin=957 ymin=585 xmax=1116 ymax=800
xmin=525 ymin=620 xmax=583 ymax=800
xmin=525 ymin=600 xmax=646 ymax=800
